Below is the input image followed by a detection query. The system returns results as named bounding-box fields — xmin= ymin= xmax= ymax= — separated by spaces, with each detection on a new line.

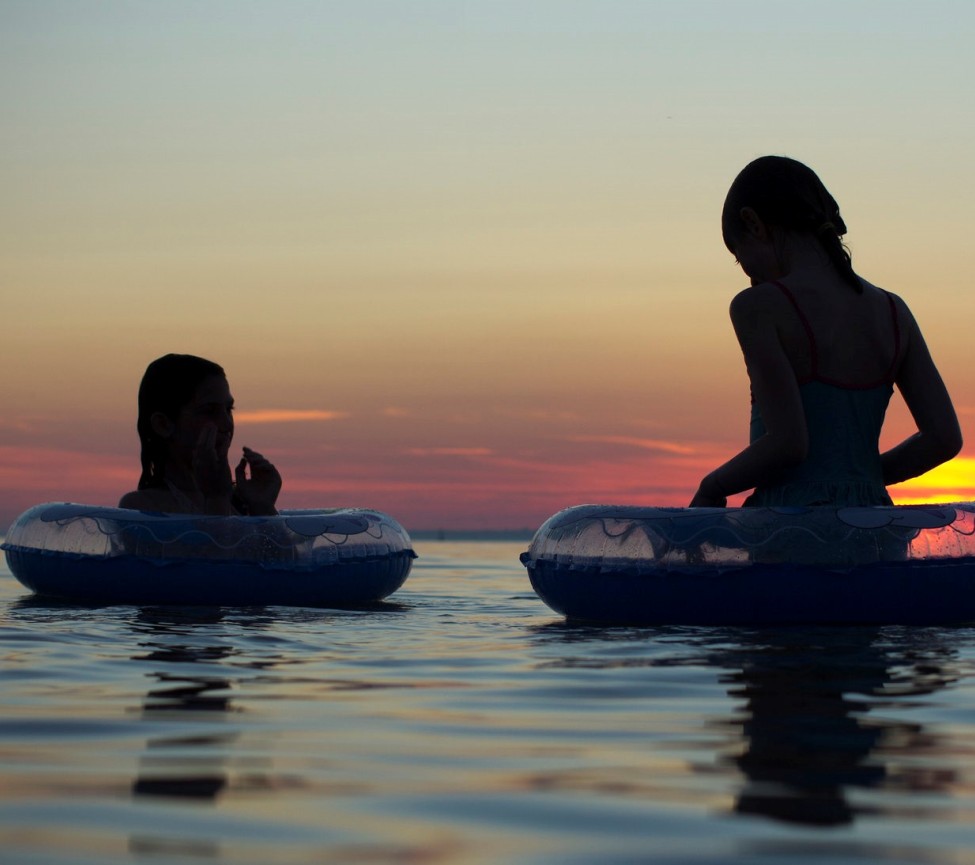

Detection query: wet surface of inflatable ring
xmin=3 ymin=502 xmax=416 ymax=607
xmin=521 ymin=503 xmax=975 ymax=625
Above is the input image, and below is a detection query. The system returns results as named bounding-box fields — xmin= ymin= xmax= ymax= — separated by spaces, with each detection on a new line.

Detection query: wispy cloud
xmin=0 ymin=445 xmax=133 ymax=501
xmin=382 ymin=407 xmax=411 ymax=418
xmin=567 ymin=435 xmax=696 ymax=455
xmin=0 ymin=417 xmax=42 ymax=433
xmin=234 ymin=409 xmax=349 ymax=424
xmin=405 ymin=447 xmax=493 ymax=457
xmin=498 ymin=407 xmax=582 ymax=423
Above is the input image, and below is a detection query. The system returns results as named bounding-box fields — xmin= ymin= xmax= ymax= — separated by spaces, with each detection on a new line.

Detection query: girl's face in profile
xmin=728 ymin=229 xmax=781 ymax=287
xmin=172 ymin=375 xmax=235 ymax=458
xmin=730 ymin=234 xmax=766 ymax=285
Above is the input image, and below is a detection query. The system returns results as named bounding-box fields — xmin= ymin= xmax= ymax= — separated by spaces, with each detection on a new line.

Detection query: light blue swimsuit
xmin=744 ymin=281 xmax=900 ymax=508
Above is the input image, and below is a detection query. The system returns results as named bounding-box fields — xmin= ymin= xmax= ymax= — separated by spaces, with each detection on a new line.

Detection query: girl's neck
xmin=161 ymin=462 xmax=198 ymax=492
xmin=162 ymin=477 xmax=200 ymax=512
xmin=162 ymin=469 xmax=235 ymax=515
xmin=773 ymin=231 xmax=835 ymax=280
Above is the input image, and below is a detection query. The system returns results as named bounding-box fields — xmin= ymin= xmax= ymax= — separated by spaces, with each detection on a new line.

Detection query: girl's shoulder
xmin=858 ymin=279 xmax=918 ymax=330
xmin=734 ymin=277 xmax=915 ymax=319
xmin=728 ymin=280 xmax=799 ymax=324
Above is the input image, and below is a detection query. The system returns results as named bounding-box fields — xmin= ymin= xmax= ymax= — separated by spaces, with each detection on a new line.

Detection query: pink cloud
xmin=567 ymin=434 xmax=697 ymax=455
xmin=0 ymin=445 xmax=136 ymax=527
xmin=405 ymin=447 xmax=494 ymax=457
xmin=0 ymin=417 xmax=39 ymax=434
xmin=234 ymin=409 xmax=349 ymax=424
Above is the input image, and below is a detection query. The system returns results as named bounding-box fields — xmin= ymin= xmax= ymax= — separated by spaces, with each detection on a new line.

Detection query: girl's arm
xmin=690 ymin=287 xmax=808 ymax=506
xmin=881 ymin=301 xmax=962 ymax=485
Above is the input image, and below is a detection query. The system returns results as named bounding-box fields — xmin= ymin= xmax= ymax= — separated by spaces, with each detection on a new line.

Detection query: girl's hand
xmin=234 ymin=447 xmax=282 ymax=515
xmin=689 ymin=489 xmax=727 ymax=508
xmin=192 ymin=425 xmax=234 ymax=498
xmin=690 ymin=476 xmax=727 ymax=508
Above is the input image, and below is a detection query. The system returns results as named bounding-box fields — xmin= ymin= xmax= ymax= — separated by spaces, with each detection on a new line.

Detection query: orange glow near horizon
xmin=889 ymin=457 xmax=975 ymax=505
xmin=3 ymin=431 xmax=974 ymax=532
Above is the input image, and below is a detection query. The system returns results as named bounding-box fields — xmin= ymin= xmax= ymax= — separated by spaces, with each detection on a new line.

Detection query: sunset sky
xmin=2 ymin=1 xmax=974 ymax=531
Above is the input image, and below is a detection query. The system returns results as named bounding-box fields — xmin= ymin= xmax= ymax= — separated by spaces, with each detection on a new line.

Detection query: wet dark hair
xmin=722 ymin=156 xmax=861 ymax=293
xmin=136 ymin=354 xmax=226 ymax=490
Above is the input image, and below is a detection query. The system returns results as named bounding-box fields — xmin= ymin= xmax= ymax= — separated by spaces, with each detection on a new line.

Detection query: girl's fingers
xmin=241 ymin=448 xmax=273 ymax=469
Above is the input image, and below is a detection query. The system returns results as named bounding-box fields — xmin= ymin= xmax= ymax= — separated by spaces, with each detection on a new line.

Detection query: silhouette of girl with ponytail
xmin=692 ymin=156 xmax=961 ymax=508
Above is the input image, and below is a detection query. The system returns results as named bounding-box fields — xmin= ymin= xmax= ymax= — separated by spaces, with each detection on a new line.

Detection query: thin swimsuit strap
xmin=770 ymin=280 xmax=900 ymax=388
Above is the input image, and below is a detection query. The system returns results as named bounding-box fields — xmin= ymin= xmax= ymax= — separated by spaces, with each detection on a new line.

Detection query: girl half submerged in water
xmin=691 ymin=156 xmax=961 ymax=508
xmin=119 ymin=354 xmax=282 ymax=515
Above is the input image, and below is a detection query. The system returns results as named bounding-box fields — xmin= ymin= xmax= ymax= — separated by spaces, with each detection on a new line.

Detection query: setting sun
xmin=891 ymin=456 xmax=975 ymax=505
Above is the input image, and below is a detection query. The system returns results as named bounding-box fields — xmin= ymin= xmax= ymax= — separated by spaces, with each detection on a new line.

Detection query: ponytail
xmin=723 ymin=156 xmax=862 ymax=293
xmin=815 ymin=220 xmax=862 ymax=294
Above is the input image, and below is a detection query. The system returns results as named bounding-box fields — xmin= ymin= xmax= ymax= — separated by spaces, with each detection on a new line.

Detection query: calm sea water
xmin=2 ymin=540 xmax=975 ymax=865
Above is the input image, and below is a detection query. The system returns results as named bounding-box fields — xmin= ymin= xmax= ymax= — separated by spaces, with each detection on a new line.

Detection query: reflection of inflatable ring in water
xmin=2 ymin=503 xmax=416 ymax=607
xmin=521 ymin=503 xmax=975 ymax=625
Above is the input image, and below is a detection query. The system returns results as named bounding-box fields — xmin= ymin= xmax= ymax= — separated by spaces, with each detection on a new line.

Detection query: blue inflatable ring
xmin=521 ymin=503 xmax=975 ymax=625
xmin=2 ymin=502 xmax=416 ymax=607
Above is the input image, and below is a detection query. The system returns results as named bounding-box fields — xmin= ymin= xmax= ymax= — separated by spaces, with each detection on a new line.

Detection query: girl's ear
xmin=739 ymin=207 xmax=767 ymax=239
xmin=150 ymin=412 xmax=174 ymax=438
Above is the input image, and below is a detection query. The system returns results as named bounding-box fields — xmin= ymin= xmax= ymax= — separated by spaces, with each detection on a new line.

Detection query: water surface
xmin=2 ymin=541 xmax=975 ymax=864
